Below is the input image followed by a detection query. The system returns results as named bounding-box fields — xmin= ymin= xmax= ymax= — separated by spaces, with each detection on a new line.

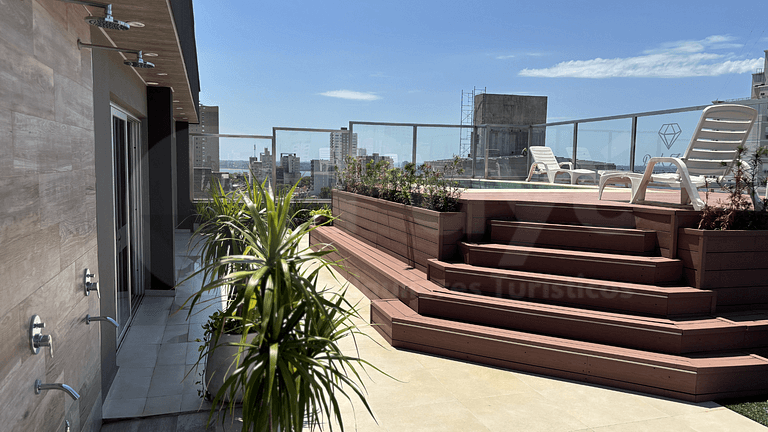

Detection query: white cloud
xmin=496 ymin=55 xmax=515 ymax=60
xmin=319 ymin=90 xmax=381 ymax=101
xmin=519 ymin=35 xmax=761 ymax=78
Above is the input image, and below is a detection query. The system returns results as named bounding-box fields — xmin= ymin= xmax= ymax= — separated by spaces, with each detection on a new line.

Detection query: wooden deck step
xmin=511 ymin=202 xmax=637 ymax=228
xmin=314 ymin=228 xmax=768 ymax=355
xmin=372 ymin=298 xmax=768 ymax=402
xmin=415 ymin=287 xmax=768 ymax=355
xmin=490 ymin=220 xmax=657 ymax=255
xmin=460 ymin=242 xmax=683 ymax=285
xmin=427 ymin=259 xmax=715 ymax=317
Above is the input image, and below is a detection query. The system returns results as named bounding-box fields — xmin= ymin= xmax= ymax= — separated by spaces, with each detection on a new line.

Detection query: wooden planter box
xmin=678 ymin=228 xmax=768 ymax=306
xmin=332 ymin=190 xmax=465 ymax=272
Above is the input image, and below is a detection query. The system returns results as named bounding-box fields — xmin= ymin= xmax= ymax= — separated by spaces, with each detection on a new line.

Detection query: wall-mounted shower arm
xmin=77 ymin=40 xmax=155 ymax=68
xmin=35 ymin=380 xmax=80 ymax=400
xmin=85 ymin=315 xmax=119 ymax=328
xmin=77 ymin=40 xmax=140 ymax=55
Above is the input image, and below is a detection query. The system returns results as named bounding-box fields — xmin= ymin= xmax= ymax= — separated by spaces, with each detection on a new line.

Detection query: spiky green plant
xmin=185 ymin=181 xmax=376 ymax=432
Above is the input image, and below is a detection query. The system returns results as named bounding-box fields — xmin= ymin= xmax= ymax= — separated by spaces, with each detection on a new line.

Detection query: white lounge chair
xmin=526 ymin=146 xmax=597 ymax=185
xmin=598 ymin=104 xmax=757 ymax=210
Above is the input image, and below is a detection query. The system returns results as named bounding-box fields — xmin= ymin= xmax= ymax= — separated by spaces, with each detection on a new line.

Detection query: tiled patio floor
xmin=100 ymin=229 xmax=768 ymax=431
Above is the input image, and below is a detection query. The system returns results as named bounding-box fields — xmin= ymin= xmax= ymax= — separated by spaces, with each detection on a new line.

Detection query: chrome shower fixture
xmin=85 ymin=314 xmax=119 ymax=328
xmin=77 ymin=40 xmax=155 ymax=69
xmin=58 ymin=0 xmax=129 ymax=31
xmin=35 ymin=380 xmax=80 ymax=400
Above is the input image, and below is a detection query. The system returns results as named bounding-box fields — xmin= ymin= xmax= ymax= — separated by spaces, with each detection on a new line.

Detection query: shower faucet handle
xmin=32 ymin=334 xmax=53 ymax=358
xmin=85 ymin=281 xmax=100 ymax=299
xmin=84 ymin=268 xmax=100 ymax=298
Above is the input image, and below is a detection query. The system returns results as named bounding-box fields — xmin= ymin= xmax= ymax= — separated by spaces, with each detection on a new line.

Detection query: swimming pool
xmin=455 ymin=179 xmax=589 ymax=190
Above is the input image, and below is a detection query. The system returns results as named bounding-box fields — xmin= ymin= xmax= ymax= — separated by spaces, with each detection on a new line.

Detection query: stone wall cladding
xmin=0 ymin=1 xmax=101 ymax=431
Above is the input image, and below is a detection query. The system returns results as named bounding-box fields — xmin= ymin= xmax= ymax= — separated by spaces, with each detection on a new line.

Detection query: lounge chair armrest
xmin=559 ymin=162 xmax=573 ymax=169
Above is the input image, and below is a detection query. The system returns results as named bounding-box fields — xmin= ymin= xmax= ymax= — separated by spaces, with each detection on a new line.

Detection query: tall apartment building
xmin=744 ymin=50 xmax=768 ymax=173
xmin=311 ymin=159 xmax=335 ymax=196
xmin=330 ymin=127 xmax=358 ymax=169
xmin=249 ymin=148 xmax=273 ymax=185
xmin=189 ymin=104 xmax=220 ymax=198
xmin=280 ymin=153 xmax=302 ymax=186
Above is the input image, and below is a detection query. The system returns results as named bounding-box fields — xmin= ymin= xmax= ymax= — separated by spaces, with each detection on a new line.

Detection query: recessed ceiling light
xmin=183 ymin=117 xmax=188 ymax=120
xmin=144 ymin=52 xmax=158 ymax=57
xmin=146 ymin=82 xmax=159 ymax=85
xmin=173 ymin=100 xmax=180 ymax=102
xmin=127 ymin=21 xmax=145 ymax=28
xmin=180 ymin=113 xmax=185 ymax=115
xmin=176 ymin=107 xmax=183 ymax=110
xmin=157 ymin=72 xmax=168 ymax=76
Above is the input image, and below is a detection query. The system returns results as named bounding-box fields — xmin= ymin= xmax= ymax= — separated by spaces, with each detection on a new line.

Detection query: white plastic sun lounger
xmin=598 ymin=104 xmax=757 ymax=210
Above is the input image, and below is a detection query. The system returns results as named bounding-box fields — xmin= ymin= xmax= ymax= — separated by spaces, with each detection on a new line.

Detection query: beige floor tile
xmin=590 ymin=415 xmax=699 ymax=432
xmin=376 ymin=400 xmax=492 ymax=432
xmin=361 ymin=368 xmax=457 ymax=411
xmin=676 ymin=407 xmax=768 ymax=432
xmin=638 ymin=395 xmax=720 ymax=418
xmin=429 ymin=361 xmax=534 ymax=400
xmin=534 ymin=384 xmax=670 ymax=429
xmin=461 ymin=393 xmax=590 ymax=432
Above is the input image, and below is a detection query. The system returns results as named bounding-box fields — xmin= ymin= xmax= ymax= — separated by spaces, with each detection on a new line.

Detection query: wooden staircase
xmin=310 ymin=202 xmax=768 ymax=402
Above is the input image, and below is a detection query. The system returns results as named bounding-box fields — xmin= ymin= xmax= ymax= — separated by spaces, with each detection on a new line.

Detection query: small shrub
xmin=337 ymin=155 xmax=464 ymax=212
xmin=698 ymin=146 xmax=768 ymax=230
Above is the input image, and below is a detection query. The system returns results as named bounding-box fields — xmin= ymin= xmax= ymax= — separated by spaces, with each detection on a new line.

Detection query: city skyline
xmin=193 ymin=1 xmax=768 ymax=161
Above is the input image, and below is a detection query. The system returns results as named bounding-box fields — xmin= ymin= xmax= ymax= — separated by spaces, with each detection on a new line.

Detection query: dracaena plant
xmin=184 ymin=181 xmax=377 ymax=432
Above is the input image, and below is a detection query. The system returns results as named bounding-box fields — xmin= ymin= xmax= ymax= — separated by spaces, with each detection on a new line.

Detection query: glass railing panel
xmin=634 ymin=110 xmax=703 ymax=174
xmin=353 ymin=124 xmax=414 ymax=168
xmin=575 ymin=118 xmax=632 ymax=177
xmin=273 ymin=130 xmax=333 ymax=197
xmin=414 ymin=126 xmax=471 ymax=178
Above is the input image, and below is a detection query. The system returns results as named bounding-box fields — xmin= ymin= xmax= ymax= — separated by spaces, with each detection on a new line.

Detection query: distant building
xmin=746 ymin=50 xmax=768 ymax=174
xmin=249 ymin=148 xmax=273 ymax=185
xmin=280 ymin=153 xmax=301 ymax=186
xmin=330 ymin=128 xmax=357 ymax=170
xmin=360 ymin=153 xmax=393 ymax=167
xmin=190 ymin=104 xmax=220 ymax=198
xmin=311 ymin=159 xmax=334 ymax=196
xmin=473 ymin=94 xmax=547 ymax=158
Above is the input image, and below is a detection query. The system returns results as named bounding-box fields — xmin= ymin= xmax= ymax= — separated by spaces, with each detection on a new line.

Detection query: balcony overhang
xmin=88 ymin=0 xmax=199 ymax=124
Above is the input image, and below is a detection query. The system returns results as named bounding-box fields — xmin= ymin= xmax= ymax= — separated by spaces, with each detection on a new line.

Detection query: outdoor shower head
xmin=59 ymin=1 xmax=130 ymax=30
xmin=124 ymin=53 xmax=155 ymax=69
xmin=77 ymin=40 xmax=154 ymax=69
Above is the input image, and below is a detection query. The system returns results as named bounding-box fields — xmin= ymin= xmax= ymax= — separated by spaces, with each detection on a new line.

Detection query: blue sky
xmin=194 ymin=1 xmax=768 ymax=161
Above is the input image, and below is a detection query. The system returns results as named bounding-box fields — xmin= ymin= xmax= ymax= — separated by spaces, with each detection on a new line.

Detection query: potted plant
xmin=678 ymin=146 xmax=768 ymax=302
xmin=309 ymin=206 xmax=333 ymax=226
xmin=330 ymin=156 xmax=466 ymax=271
xmin=185 ymin=181 xmax=377 ymax=432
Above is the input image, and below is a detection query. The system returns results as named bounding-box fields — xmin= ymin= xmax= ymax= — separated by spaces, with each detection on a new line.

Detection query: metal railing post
xmin=630 ymin=116 xmax=638 ymax=172
xmin=572 ymin=123 xmax=578 ymax=169
xmin=527 ymin=126 xmax=533 ymax=175
xmin=271 ymin=127 xmax=277 ymax=194
xmin=483 ymin=126 xmax=490 ymax=179
xmin=412 ymin=125 xmax=417 ymax=166
xmin=471 ymin=126 xmax=478 ymax=179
